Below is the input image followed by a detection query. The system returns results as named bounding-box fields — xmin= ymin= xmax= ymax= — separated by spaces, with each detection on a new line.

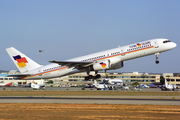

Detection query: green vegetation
xmin=110 ymin=76 xmax=114 ymax=79
xmin=46 ymin=80 xmax=54 ymax=84
xmin=132 ymin=81 xmax=140 ymax=87
xmin=160 ymin=76 xmax=165 ymax=84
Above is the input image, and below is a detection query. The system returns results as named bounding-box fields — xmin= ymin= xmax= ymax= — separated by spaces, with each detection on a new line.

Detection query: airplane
xmin=31 ymin=81 xmax=46 ymax=90
xmin=93 ymin=80 xmax=108 ymax=90
xmin=100 ymin=78 xmax=123 ymax=85
xmin=161 ymin=79 xmax=176 ymax=91
xmin=93 ymin=79 xmax=124 ymax=90
xmin=0 ymin=82 xmax=12 ymax=87
xmin=6 ymin=38 xmax=176 ymax=80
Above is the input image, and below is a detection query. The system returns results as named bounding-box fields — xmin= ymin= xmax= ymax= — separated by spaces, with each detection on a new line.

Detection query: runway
xmin=0 ymin=96 xmax=180 ymax=105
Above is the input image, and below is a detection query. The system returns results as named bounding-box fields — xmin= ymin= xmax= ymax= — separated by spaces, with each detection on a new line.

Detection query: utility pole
xmin=39 ymin=50 xmax=45 ymax=65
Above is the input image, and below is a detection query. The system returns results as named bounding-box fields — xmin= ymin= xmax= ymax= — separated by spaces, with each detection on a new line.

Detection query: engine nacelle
xmin=109 ymin=61 xmax=124 ymax=70
xmin=93 ymin=60 xmax=110 ymax=71
xmin=92 ymin=59 xmax=124 ymax=71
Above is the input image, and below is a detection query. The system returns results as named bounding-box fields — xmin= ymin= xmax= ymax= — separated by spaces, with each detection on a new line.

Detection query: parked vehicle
xmin=140 ymin=84 xmax=149 ymax=88
xmin=149 ymin=84 xmax=157 ymax=88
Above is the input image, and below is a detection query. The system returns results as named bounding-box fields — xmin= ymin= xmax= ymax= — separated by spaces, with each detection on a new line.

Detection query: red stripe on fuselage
xmin=21 ymin=46 xmax=154 ymax=79
xmin=95 ymin=46 xmax=154 ymax=61
xmin=21 ymin=66 xmax=69 ymax=79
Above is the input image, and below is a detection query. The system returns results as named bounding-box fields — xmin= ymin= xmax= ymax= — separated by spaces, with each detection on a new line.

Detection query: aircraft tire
xmin=155 ymin=60 xmax=159 ymax=64
xmin=89 ymin=75 xmax=93 ymax=79
xmin=93 ymin=76 xmax=97 ymax=79
xmin=85 ymin=76 xmax=89 ymax=80
xmin=96 ymin=74 xmax=101 ymax=78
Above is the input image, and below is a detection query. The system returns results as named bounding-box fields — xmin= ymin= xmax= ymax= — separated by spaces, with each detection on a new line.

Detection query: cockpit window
xmin=163 ymin=40 xmax=171 ymax=43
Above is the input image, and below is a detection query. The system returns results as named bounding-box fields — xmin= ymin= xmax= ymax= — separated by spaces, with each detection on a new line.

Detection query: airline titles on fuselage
xmin=127 ymin=41 xmax=152 ymax=52
xmin=42 ymin=41 xmax=153 ymax=72
xmin=81 ymin=41 xmax=152 ymax=62
xmin=43 ymin=65 xmax=62 ymax=72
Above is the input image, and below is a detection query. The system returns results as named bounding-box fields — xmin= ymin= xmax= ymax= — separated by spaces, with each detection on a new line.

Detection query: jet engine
xmin=91 ymin=59 xmax=124 ymax=71
xmin=109 ymin=61 xmax=124 ymax=70
xmin=92 ymin=60 xmax=110 ymax=71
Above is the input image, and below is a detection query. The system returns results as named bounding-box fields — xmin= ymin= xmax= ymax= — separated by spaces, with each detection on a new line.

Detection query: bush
xmin=81 ymin=88 xmax=85 ymax=90
xmin=47 ymin=80 xmax=54 ymax=84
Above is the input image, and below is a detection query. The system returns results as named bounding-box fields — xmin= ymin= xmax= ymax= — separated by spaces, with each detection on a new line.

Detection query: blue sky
xmin=0 ymin=0 xmax=180 ymax=73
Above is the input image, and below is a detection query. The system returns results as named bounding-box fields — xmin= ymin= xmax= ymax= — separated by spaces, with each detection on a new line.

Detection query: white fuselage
xmin=101 ymin=78 xmax=123 ymax=85
xmin=164 ymin=79 xmax=176 ymax=90
xmin=22 ymin=38 xmax=176 ymax=80
xmin=0 ymin=83 xmax=12 ymax=87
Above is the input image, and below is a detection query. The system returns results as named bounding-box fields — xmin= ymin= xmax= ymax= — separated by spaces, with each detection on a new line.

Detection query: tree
xmin=166 ymin=75 xmax=171 ymax=79
xmin=110 ymin=76 xmax=114 ymax=79
xmin=47 ymin=80 xmax=54 ymax=84
xmin=160 ymin=76 xmax=165 ymax=84
xmin=132 ymin=81 xmax=140 ymax=87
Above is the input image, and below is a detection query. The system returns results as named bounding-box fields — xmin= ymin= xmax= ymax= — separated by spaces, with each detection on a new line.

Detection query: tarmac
xmin=0 ymin=86 xmax=179 ymax=105
xmin=1 ymin=86 xmax=180 ymax=91
xmin=0 ymin=96 xmax=179 ymax=105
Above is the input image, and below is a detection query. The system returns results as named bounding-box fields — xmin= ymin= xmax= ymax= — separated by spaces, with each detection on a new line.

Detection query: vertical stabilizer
xmin=6 ymin=47 xmax=41 ymax=73
xmin=31 ymin=81 xmax=40 ymax=89
xmin=94 ymin=80 xmax=97 ymax=85
xmin=165 ymin=79 xmax=168 ymax=87
xmin=31 ymin=81 xmax=35 ymax=88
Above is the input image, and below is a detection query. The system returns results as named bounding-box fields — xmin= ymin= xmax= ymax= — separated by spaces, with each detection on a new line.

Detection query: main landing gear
xmin=155 ymin=53 xmax=160 ymax=64
xmin=85 ymin=70 xmax=108 ymax=81
xmin=85 ymin=74 xmax=101 ymax=80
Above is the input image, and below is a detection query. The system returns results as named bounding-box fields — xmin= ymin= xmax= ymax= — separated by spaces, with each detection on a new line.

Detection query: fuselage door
xmin=154 ymin=41 xmax=159 ymax=48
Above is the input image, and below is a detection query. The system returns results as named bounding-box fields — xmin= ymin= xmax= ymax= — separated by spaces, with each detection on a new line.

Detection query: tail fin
xmin=31 ymin=81 xmax=35 ymax=87
xmin=31 ymin=80 xmax=39 ymax=89
xmin=6 ymin=47 xmax=41 ymax=73
xmin=94 ymin=80 xmax=97 ymax=85
xmin=165 ymin=79 xmax=168 ymax=87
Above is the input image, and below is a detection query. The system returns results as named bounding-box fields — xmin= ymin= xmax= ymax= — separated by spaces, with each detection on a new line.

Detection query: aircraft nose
xmin=171 ymin=42 xmax=177 ymax=48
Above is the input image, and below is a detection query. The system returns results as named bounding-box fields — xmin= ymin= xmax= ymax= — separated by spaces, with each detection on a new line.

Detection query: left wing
xmin=6 ymin=74 xmax=32 ymax=79
xmin=49 ymin=60 xmax=94 ymax=69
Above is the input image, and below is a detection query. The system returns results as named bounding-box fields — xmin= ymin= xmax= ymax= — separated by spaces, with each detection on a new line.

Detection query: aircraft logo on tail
xmin=100 ymin=62 xmax=107 ymax=68
xmin=13 ymin=55 xmax=28 ymax=68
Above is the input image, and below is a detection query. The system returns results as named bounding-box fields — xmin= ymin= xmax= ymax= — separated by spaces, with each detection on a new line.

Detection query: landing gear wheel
xmin=155 ymin=53 xmax=160 ymax=64
xmin=96 ymin=74 xmax=101 ymax=79
xmin=85 ymin=76 xmax=89 ymax=80
xmin=93 ymin=76 xmax=97 ymax=79
xmin=155 ymin=60 xmax=159 ymax=64
xmin=89 ymin=75 xmax=93 ymax=79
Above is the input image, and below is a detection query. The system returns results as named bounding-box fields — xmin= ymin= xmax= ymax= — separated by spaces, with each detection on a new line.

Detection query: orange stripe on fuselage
xmin=21 ymin=66 xmax=69 ymax=79
xmin=95 ymin=46 xmax=154 ymax=61
xmin=21 ymin=46 xmax=154 ymax=79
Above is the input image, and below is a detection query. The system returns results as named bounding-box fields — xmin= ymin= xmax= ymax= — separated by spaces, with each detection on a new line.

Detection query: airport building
xmin=65 ymin=72 xmax=160 ymax=84
xmin=163 ymin=73 xmax=180 ymax=86
xmin=1 ymin=71 xmax=180 ymax=86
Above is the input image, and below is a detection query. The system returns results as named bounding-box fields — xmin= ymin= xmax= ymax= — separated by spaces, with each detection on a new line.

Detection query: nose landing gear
xmin=155 ymin=53 xmax=160 ymax=64
xmin=155 ymin=60 xmax=159 ymax=64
